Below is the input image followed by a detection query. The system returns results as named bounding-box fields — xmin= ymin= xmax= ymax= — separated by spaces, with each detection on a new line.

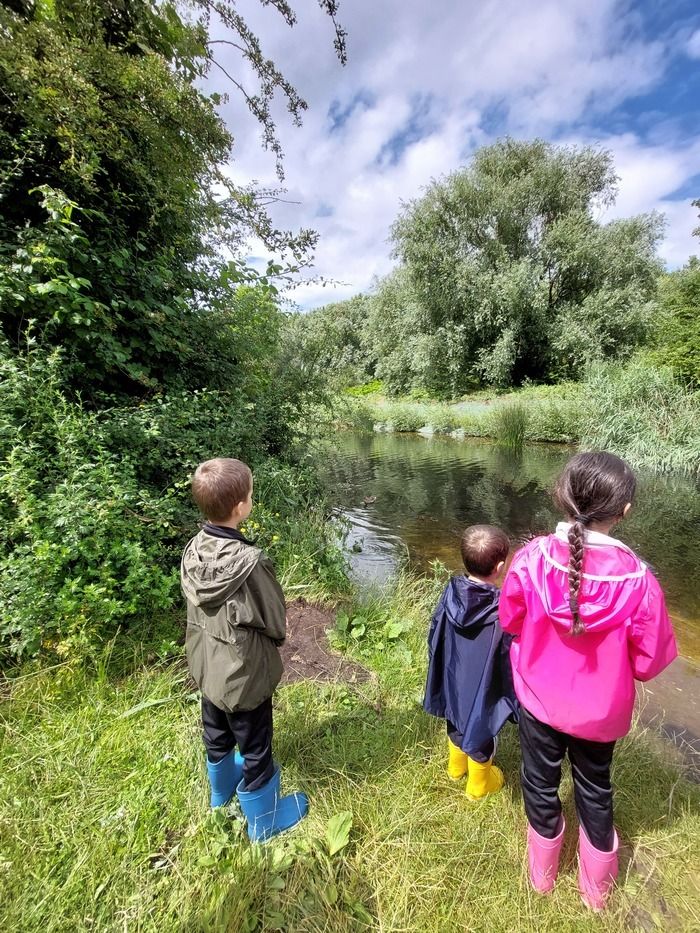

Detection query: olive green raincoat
xmin=181 ymin=531 xmax=286 ymax=712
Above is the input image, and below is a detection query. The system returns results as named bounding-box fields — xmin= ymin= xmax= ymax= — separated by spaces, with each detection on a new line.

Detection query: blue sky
xmin=209 ymin=0 xmax=700 ymax=309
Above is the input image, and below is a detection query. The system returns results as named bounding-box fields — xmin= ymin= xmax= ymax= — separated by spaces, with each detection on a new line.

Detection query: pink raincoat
xmin=499 ymin=523 xmax=678 ymax=742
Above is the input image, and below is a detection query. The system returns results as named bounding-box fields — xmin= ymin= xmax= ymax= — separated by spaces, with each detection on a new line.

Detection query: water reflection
xmin=315 ymin=432 xmax=700 ymax=659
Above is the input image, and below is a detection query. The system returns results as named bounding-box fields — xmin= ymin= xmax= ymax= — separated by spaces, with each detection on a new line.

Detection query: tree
xmin=389 ymin=139 xmax=664 ymax=391
xmin=0 ymin=0 xmax=345 ymax=398
xmin=0 ymin=0 xmax=348 ymax=660
xmin=285 ymin=294 xmax=376 ymax=389
xmin=651 ymin=257 xmax=700 ymax=386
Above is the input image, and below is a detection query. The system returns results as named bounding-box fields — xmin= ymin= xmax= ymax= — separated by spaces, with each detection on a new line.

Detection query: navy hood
xmin=443 ymin=576 xmax=500 ymax=631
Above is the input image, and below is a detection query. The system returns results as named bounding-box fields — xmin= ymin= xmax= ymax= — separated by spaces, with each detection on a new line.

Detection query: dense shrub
xmin=383 ymin=403 xmax=428 ymax=433
xmin=650 ymin=258 xmax=700 ymax=387
xmin=426 ymin=406 xmax=458 ymax=434
xmin=527 ymin=395 xmax=583 ymax=443
xmin=345 ymin=380 xmax=384 ymax=397
xmin=0 ymin=349 xmax=344 ymax=663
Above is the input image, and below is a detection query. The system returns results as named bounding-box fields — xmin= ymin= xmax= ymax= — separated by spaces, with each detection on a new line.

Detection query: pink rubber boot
xmin=527 ymin=818 xmax=565 ymax=893
xmin=578 ymin=825 xmax=619 ymax=911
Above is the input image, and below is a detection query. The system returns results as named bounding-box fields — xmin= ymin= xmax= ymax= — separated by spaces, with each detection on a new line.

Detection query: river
xmin=315 ymin=430 xmax=700 ymax=761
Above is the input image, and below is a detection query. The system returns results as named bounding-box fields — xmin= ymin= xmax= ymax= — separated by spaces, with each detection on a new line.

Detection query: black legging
xmin=519 ymin=706 xmax=616 ymax=851
xmin=201 ymin=695 xmax=275 ymax=791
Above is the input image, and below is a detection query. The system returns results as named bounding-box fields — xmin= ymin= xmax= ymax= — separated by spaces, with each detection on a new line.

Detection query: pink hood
xmin=499 ymin=524 xmax=678 ymax=742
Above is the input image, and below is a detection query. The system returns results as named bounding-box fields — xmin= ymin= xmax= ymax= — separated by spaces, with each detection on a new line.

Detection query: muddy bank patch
xmin=280 ymin=599 xmax=371 ymax=686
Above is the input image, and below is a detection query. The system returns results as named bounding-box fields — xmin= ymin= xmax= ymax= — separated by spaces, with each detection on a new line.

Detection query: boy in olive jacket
xmin=181 ymin=457 xmax=308 ymax=842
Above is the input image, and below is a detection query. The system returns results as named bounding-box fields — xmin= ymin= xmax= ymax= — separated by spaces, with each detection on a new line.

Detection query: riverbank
xmin=2 ymin=573 xmax=699 ymax=932
xmin=342 ymin=361 xmax=700 ymax=478
xmin=343 ymin=383 xmax=582 ymax=444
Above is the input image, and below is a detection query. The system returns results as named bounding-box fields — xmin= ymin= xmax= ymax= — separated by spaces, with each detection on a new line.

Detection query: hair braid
xmin=567 ymin=520 xmax=586 ymax=635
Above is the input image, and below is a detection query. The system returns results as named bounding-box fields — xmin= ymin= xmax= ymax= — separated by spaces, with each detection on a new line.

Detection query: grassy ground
xmin=2 ymin=573 xmax=699 ymax=932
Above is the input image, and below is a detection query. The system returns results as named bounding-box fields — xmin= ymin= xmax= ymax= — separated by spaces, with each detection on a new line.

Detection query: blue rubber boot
xmin=206 ymin=750 xmax=244 ymax=807
xmin=236 ymin=765 xmax=309 ymax=842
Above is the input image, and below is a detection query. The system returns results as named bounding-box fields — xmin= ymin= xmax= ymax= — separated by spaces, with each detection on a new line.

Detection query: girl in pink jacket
xmin=499 ymin=451 xmax=677 ymax=911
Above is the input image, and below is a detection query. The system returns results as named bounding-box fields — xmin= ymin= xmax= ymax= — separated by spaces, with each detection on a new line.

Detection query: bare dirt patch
xmin=280 ymin=599 xmax=372 ymax=686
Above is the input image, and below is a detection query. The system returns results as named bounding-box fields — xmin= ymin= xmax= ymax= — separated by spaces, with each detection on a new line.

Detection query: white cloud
xmin=588 ymin=133 xmax=700 ymax=265
xmin=205 ymin=0 xmax=699 ymax=308
xmin=687 ymin=29 xmax=700 ymax=59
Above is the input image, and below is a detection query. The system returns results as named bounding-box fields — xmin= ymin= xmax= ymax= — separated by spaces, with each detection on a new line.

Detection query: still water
xmin=315 ymin=431 xmax=700 ymax=660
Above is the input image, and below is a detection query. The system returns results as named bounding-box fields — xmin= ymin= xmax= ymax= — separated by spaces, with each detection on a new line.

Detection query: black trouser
xmin=201 ymin=696 xmax=275 ymax=792
xmin=446 ymin=720 xmax=495 ymax=764
xmin=519 ymin=707 xmax=615 ymax=851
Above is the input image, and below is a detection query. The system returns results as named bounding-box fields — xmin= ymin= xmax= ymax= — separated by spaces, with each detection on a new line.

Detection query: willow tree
xmin=388 ymin=139 xmax=664 ymax=391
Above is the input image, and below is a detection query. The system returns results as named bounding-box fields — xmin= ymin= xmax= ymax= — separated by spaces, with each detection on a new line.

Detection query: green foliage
xmin=526 ymin=394 xmax=582 ymax=443
xmin=0 ymin=344 xmax=347 ymax=662
xmin=337 ymin=399 xmax=376 ymax=433
xmin=383 ymin=403 xmax=427 ymax=433
xmin=426 ymin=406 xmax=458 ymax=434
xmin=0 ymin=1 xmax=346 ymax=400
xmin=297 ymin=140 xmax=664 ymax=398
xmin=285 ymin=295 xmax=377 ymax=391
xmin=581 ymin=359 xmax=700 ymax=477
xmin=650 ymin=258 xmax=700 ymax=386
xmin=325 ymin=811 xmax=353 ymax=856
xmin=368 ymin=268 xmax=450 ymax=396
xmin=328 ymin=591 xmax=415 ymax=668
xmin=0 ymin=1 xmax=350 ymax=661
xmin=344 ymin=379 xmax=383 ymax=396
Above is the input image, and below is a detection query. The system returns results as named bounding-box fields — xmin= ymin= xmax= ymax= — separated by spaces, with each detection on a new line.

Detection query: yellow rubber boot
xmin=447 ymin=739 xmax=469 ymax=780
xmin=465 ymin=757 xmax=504 ymax=800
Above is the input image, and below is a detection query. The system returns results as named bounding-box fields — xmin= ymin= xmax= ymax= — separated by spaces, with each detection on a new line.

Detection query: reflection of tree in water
xmin=315 ymin=432 xmax=700 ymax=631
xmin=317 ymin=432 xmax=566 ymax=540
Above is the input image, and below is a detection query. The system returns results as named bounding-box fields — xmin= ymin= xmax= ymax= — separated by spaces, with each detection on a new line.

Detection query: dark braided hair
xmin=553 ymin=452 xmax=636 ymax=636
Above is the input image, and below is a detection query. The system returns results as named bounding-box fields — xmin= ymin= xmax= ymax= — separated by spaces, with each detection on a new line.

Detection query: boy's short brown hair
xmin=460 ymin=524 xmax=510 ymax=577
xmin=191 ymin=458 xmax=252 ymax=522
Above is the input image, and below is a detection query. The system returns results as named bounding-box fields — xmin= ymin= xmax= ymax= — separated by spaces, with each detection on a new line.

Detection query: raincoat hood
xmin=529 ymin=523 xmax=648 ymax=635
xmin=181 ymin=531 xmax=261 ymax=609
xmin=443 ymin=575 xmax=501 ymax=630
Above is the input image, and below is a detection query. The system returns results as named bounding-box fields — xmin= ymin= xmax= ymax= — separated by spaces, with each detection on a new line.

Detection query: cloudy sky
xmin=207 ymin=0 xmax=700 ymax=309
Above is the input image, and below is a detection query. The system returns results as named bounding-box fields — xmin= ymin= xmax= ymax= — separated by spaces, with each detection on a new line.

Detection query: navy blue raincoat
xmin=423 ymin=575 xmax=518 ymax=756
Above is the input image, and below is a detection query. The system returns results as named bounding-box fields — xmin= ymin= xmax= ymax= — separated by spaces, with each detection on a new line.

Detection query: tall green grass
xmin=347 ymin=389 xmax=581 ymax=445
xmin=338 ymin=366 xmax=700 ymax=478
xmin=2 ymin=570 xmax=698 ymax=932
xmin=581 ymin=360 xmax=700 ymax=477
xmin=490 ymin=402 xmax=529 ymax=450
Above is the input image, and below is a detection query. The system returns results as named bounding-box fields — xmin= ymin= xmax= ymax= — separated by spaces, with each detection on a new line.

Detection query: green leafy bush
xmin=650 ymin=259 xmax=700 ymax=387
xmin=426 ymin=406 xmax=457 ymax=434
xmin=527 ymin=396 xmax=583 ymax=443
xmin=340 ymin=400 xmax=376 ymax=433
xmin=383 ymin=403 xmax=427 ymax=433
xmin=328 ymin=609 xmax=413 ymax=666
xmin=344 ymin=380 xmax=384 ymax=397
xmin=0 ymin=348 xmax=346 ymax=663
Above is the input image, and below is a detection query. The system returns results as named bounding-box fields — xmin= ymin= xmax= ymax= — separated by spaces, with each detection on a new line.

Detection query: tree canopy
xmin=0 ymin=0 xmax=347 ymax=660
xmin=385 ymin=139 xmax=664 ymax=392
xmin=0 ymin=0 xmax=345 ymax=398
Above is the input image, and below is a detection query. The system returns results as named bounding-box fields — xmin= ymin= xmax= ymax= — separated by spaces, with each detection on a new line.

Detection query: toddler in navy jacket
xmin=423 ymin=524 xmax=518 ymax=799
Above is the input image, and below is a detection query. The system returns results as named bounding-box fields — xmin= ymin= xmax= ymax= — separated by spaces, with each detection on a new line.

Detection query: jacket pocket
xmin=226 ymin=596 xmax=266 ymax=631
